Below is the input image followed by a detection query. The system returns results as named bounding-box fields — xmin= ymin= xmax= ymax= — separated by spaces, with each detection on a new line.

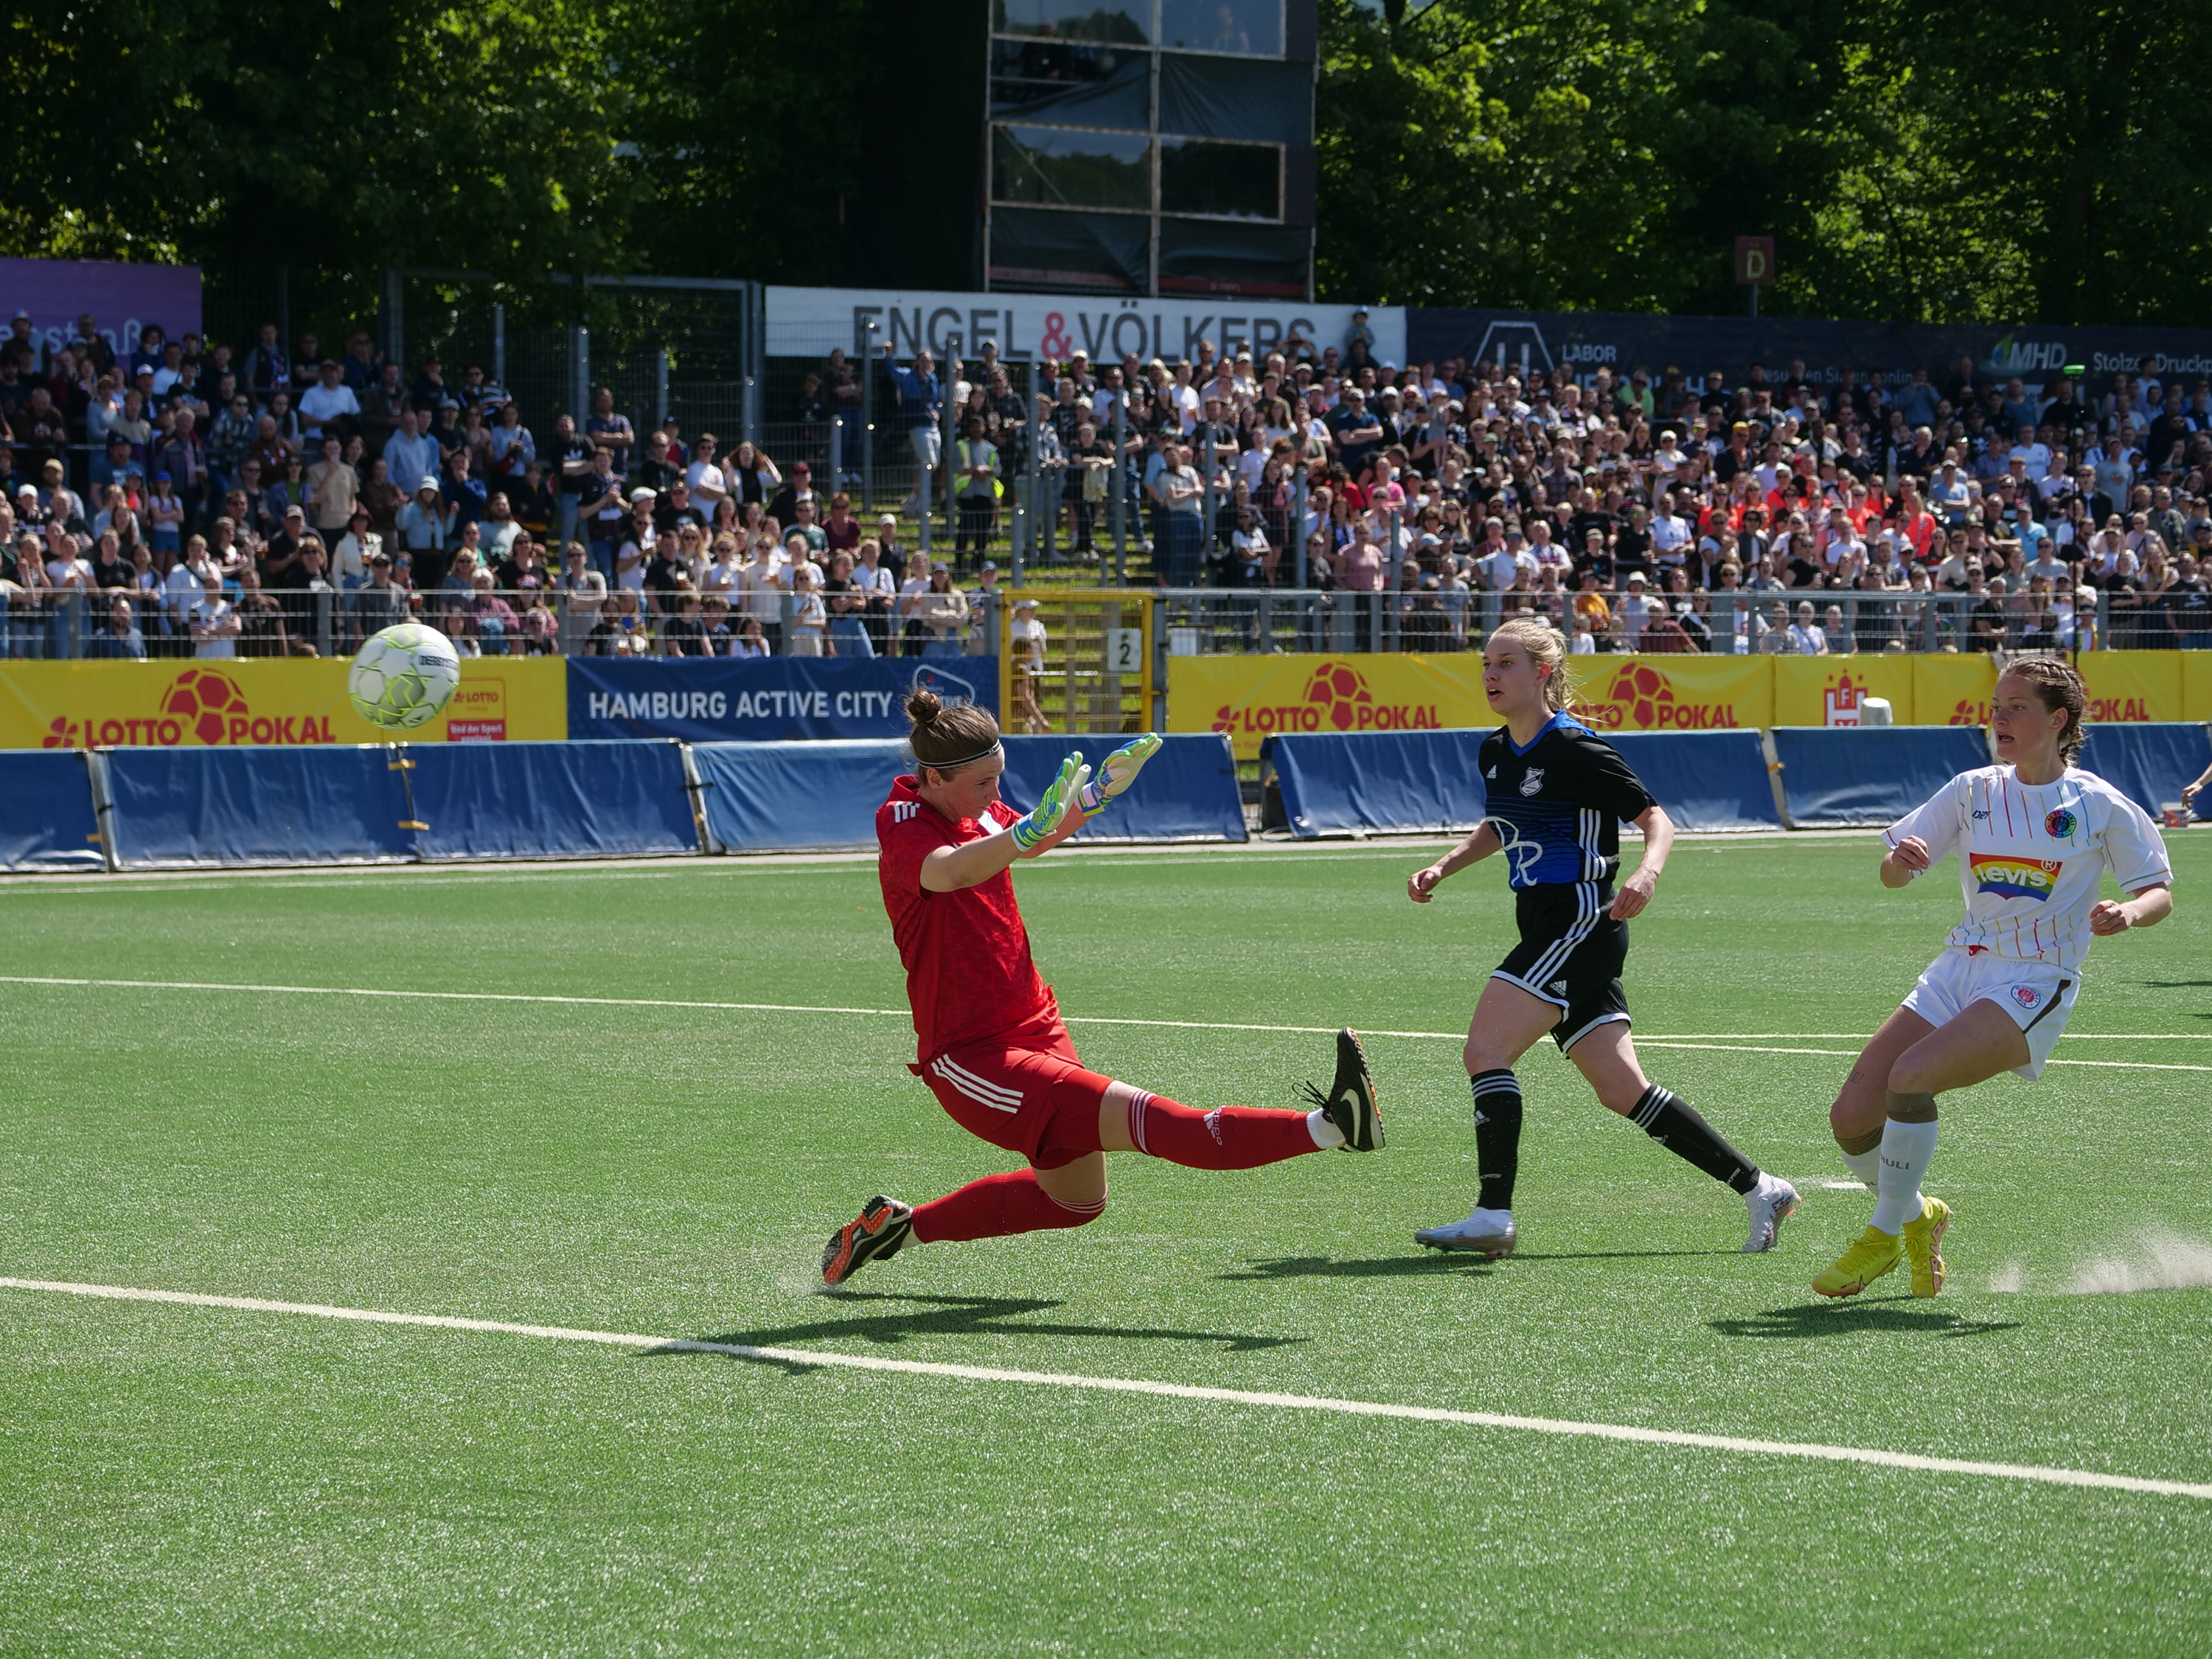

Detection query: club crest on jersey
xmin=2045 ymin=807 xmax=2078 ymax=839
xmin=2011 ymin=985 xmax=2040 ymax=1009
xmin=1518 ymin=768 xmax=1545 ymax=797
xmin=1969 ymin=851 xmax=2061 ymax=900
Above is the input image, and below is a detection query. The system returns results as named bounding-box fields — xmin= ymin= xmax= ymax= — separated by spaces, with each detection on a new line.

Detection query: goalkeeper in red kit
xmin=822 ymin=688 xmax=1385 ymax=1286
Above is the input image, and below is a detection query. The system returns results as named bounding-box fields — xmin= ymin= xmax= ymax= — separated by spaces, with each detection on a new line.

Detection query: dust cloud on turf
xmin=1989 ymin=1228 xmax=2212 ymax=1295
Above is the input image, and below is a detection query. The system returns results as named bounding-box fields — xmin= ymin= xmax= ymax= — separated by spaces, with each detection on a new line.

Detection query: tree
xmin=1 ymin=0 xmax=633 ymax=279
xmin=613 ymin=0 xmax=870 ymax=284
xmin=1315 ymin=0 xmax=2212 ymax=325
xmin=1315 ymin=0 xmax=1688 ymax=311
xmin=0 ymin=0 xmax=223 ymax=262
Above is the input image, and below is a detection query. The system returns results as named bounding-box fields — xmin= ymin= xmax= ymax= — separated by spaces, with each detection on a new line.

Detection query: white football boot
xmin=1413 ymin=1207 xmax=1517 ymax=1256
xmin=1742 ymin=1172 xmax=1800 ymax=1253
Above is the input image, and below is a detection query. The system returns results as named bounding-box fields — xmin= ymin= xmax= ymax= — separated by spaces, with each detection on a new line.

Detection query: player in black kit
xmin=1405 ymin=617 xmax=1798 ymax=1256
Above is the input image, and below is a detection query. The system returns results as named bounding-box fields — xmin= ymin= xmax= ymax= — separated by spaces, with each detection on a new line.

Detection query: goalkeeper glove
xmin=1009 ymin=751 xmax=1090 ymax=851
xmin=1077 ymin=733 xmax=1162 ymax=816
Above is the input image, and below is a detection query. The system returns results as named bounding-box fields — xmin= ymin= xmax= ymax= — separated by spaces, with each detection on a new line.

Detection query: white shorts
xmin=1901 ymin=947 xmax=2079 ymax=1081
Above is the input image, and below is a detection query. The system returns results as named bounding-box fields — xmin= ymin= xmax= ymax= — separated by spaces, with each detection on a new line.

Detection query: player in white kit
xmin=1813 ymin=658 xmax=2173 ymax=1300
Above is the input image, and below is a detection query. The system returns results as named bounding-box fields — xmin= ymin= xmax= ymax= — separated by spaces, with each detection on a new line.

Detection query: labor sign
xmin=0 ymin=658 xmax=567 ymax=749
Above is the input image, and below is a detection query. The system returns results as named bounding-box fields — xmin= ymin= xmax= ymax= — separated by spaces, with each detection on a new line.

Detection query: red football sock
xmin=910 ymin=1169 xmax=1106 ymax=1245
xmin=1125 ymin=1091 xmax=1321 ymax=1170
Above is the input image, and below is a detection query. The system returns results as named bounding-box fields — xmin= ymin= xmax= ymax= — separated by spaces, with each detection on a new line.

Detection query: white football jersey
xmin=1886 ymin=765 xmax=2171 ymax=972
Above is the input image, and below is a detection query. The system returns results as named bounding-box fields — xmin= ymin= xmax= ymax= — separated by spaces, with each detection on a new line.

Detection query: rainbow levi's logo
xmin=1971 ymin=852 xmax=2062 ymax=901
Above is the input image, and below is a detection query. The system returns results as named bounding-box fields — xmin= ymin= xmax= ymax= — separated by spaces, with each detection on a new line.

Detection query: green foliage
xmin=7 ymin=0 xmax=2208 ymax=323
xmin=1819 ymin=4 xmax=2212 ymax=326
xmin=0 ymin=0 xmax=224 ymax=262
xmin=1318 ymin=0 xmax=2212 ymax=325
xmin=1315 ymin=0 xmax=1686 ymax=310
xmin=1 ymin=0 xmax=633 ymax=279
xmin=612 ymin=0 xmax=870 ymax=284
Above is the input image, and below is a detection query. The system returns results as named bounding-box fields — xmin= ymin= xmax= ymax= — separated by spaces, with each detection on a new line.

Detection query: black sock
xmin=1631 ymin=1084 xmax=1759 ymax=1194
xmin=1470 ymin=1068 xmax=1523 ymax=1211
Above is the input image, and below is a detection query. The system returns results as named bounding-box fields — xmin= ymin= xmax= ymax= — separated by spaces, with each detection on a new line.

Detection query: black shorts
xmin=1492 ymin=883 xmax=1631 ymax=1053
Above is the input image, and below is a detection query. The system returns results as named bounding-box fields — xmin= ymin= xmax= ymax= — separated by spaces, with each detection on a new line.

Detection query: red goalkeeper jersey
xmin=877 ymin=775 xmax=1060 ymax=1063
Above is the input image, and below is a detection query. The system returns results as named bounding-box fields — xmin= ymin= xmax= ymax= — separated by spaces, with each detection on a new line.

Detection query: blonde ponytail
xmin=1488 ymin=616 xmax=1575 ymax=714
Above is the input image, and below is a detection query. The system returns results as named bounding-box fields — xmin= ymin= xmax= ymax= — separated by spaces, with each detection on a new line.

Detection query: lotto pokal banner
xmin=1909 ymin=653 xmax=2211 ymax=726
xmin=1169 ymin=654 xmax=1488 ymax=761
xmin=1172 ymin=653 xmax=1773 ymax=760
xmin=1176 ymin=651 xmax=2212 ymax=759
xmin=1571 ymin=655 xmax=1772 ymax=734
xmin=1910 ymin=655 xmax=2003 ymax=728
xmin=0 ymin=658 xmax=567 ymax=749
xmin=567 ymin=655 xmax=998 ymax=742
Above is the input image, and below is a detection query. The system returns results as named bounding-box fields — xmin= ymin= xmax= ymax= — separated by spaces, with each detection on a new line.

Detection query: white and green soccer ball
xmin=349 ymin=622 xmax=463 ymax=731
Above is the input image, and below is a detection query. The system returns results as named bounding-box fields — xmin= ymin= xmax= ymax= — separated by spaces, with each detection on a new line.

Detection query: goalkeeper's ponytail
xmin=906 ymin=687 xmax=1003 ymax=779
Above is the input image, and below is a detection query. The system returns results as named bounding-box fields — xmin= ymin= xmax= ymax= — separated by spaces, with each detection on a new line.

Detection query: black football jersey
xmin=1479 ymin=713 xmax=1658 ymax=890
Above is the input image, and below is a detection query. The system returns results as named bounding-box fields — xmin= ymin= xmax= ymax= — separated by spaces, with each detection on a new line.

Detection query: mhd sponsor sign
xmin=767 ymin=285 xmax=1405 ymax=367
xmin=1408 ymin=306 xmax=2212 ymax=396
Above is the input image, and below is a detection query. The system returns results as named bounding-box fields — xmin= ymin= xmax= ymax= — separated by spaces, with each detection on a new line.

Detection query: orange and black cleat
xmin=821 ymin=1194 xmax=915 ymax=1287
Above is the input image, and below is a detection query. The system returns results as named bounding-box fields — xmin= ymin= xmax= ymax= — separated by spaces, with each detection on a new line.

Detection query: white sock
xmin=1838 ymin=1147 xmax=1880 ymax=1187
xmin=1869 ymin=1119 xmax=1938 ymax=1234
xmin=1306 ymin=1107 xmax=1345 ymax=1149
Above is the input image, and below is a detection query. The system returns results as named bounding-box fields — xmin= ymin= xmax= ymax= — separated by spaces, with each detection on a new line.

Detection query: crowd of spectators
xmin=0 ymin=309 xmax=1029 ymax=661
xmin=913 ymin=333 xmax=2212 ymax=654
xmin=8 ymin=296 xmax=2212 ymax=662
xmin=0 ymin=309 xmax=565 ymax=658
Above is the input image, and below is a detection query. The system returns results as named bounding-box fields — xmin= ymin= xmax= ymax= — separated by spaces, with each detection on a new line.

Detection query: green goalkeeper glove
xmin=1077 ymin=733 xmax=1162 ymax=816
xmin=1009 ymin=751 xmax=1090 ymax=851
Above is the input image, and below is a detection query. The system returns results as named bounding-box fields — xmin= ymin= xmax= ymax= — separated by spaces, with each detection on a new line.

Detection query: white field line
xmin=3 ymin=1276 xmax=2205 ymax=1503
xmin=0 ymin=846 xmax=1470 ymax=892
xmin=0 ymin=975 xmax=2205 ymax=1071
xmin=0 ymin=830 xmax=1885 ymax=891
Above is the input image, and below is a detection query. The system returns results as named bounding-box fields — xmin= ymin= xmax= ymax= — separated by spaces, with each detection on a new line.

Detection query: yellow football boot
xmin=1901 ymin=1196 xmax=1951 ymax=1298
xmin=1812 ymin=1225 xmax=1904 ymax=1298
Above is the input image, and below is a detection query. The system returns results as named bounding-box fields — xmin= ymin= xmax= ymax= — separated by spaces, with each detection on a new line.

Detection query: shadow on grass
xmin=1710 ymin=1301 xmax=2023 ymax=1339
xmin=1221 ymin=1247 xmax=1732 ymax=1281
xmin=656 ymin=1291 xmax=1302 ymax=1369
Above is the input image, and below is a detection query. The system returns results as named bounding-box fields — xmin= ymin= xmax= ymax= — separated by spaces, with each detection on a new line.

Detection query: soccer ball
xmin=349 ymin=622 xmax=462 ymax=731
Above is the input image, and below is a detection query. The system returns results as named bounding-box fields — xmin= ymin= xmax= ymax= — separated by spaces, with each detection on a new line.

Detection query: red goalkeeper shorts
xmin=914 ymin=1026 xmax=1113 ymax=1170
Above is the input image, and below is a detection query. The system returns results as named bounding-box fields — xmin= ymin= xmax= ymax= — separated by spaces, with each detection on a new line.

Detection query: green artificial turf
xmin=3 ymin=835 xmax=2211 ymax=1656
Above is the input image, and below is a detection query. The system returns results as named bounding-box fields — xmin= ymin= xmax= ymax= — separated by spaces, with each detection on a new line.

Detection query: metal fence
xmin=1152 ymin=588 xmax=2150 ymax=656
xmin=6 ymin=582 xmax=2173 ymax=664
xmin=200 ymin=265 xmax=763 ymax=438
xmin=1 ymin=586 xmax=1009 ymax=664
